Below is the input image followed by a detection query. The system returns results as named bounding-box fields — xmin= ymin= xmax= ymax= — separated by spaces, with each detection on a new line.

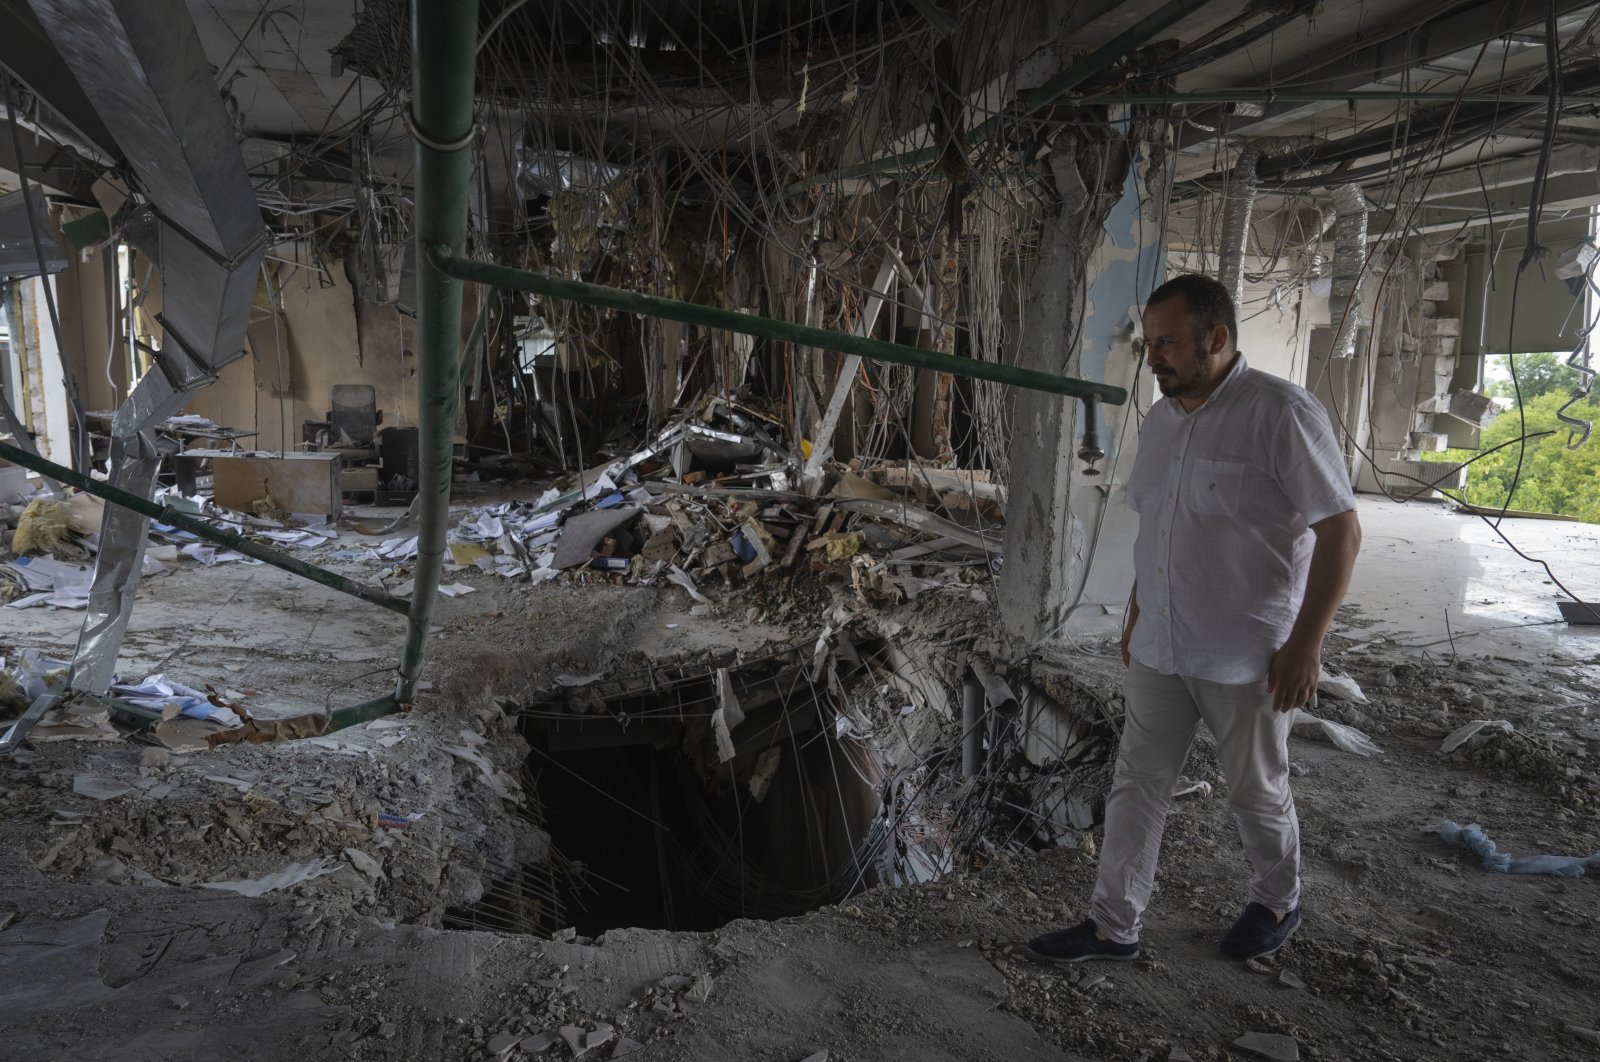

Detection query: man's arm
xmin=1266 ymin=510 xmax=1362 ymax=712
xmin=1120 ymin=582 xmax=1140 ymax=668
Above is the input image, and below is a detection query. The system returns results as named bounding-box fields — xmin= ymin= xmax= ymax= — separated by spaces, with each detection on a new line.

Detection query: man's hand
xmin=1266 ymin=636 xmax=1320 ymax=713
xmin=1120 ymin=586 xmax=1139 ymax=669
xmin=1268 ymin=511 xmax=1360 ymax=711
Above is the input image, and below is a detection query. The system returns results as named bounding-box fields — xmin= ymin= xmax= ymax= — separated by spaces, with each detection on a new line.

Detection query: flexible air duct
xmin=1329 ymin=184 xmax=1368 ymax=360
xmin=1218 ymin=145 xmax=1261 ymax=307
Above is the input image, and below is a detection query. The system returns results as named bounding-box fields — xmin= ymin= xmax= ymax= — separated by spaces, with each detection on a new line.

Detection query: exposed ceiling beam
xmin=1403 ymin=143 xmax=1600 ymax=200
xmin=1178 ymin=0 xmax=1597 ymax=148
xmin=0 ymin=117 xmax=97 ymax=199
xmin=1383 ymin=168 xmax=1600 ymax=235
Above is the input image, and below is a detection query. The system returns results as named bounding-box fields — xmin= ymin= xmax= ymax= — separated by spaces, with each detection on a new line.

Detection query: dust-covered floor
xmin=2 ymin=498 xmax=1598 ymax=1062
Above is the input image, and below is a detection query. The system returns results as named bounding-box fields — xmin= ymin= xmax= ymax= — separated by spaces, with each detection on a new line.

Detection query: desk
xmin=180 ymin=449 xmax=342 ymax=519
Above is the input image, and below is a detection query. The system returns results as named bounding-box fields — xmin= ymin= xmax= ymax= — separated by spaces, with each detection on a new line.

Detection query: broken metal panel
xmin=0 ymin=190 xmax=69 ymax=277
xmin=0 ymin=2 xmax=116 ymax=160
xmin=24 ymin=0 xmax=262 ymax=260
xmin=148 ymin=230 xmax=260 ymax=379
xmin=69 ymin=445 xmax=162 ymax=693
xmin=1459 ymin=214 xmax=1594 ymax=358
xmin=22 ymin=0 xmax=266 ymax=694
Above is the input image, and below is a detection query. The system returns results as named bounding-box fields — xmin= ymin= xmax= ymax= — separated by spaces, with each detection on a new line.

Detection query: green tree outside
xmin=1483 ymin=351 xmax=1587 ymax=403
xmin=1423 ymin=374 xmax=1600 ymax=522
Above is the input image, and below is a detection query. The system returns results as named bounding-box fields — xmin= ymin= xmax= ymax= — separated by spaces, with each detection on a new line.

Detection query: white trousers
xmin=1088 ymin=659 xmax=1300 ymax=944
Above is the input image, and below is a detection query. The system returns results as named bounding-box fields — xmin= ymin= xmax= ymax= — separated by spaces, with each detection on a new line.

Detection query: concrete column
xmin=998 ymin=133 xmax=1171 ymax=647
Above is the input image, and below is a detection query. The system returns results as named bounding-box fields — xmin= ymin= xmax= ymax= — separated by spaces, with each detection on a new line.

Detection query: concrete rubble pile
xmin=358 ymin=390 xmax=1007 ymax=603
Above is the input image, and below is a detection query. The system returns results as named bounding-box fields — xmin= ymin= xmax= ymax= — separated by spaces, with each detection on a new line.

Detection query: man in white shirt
xmin=1027 ymin=273 xmax=1362 ymax=963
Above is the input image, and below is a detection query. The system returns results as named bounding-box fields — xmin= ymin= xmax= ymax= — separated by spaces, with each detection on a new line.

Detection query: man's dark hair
xmin=1147 ymin=274 xmax=1236 ymax=350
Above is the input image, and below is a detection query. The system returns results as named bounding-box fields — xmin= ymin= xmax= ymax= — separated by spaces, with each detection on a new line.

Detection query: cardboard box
xmin=187 ymin=449 xmax=341 ymax=519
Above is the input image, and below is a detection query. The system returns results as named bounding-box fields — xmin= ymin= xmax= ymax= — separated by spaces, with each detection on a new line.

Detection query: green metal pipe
xmin=326 ymin=694 xmax=404 ymax=733
xmin=0 ymin=436 xmax=410 ymax=615
xmin=397 ymin=0 xmax=478 ymax=705
xmin=425 ymin=245 xmax=1128 ymax=405
xmin=1085 ymin=90 xmax=1572 ymax=105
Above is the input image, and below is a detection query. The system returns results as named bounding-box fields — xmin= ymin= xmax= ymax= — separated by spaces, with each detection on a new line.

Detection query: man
xmin=1028 ymin=273 xmax=1361 ymax=963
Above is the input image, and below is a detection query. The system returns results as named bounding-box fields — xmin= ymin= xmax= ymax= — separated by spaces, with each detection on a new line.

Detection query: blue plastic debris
xmin=730 ymin=527 xmax=758 ymax=564
xmin=1439 ymin=821 xmax=1600 ymax=877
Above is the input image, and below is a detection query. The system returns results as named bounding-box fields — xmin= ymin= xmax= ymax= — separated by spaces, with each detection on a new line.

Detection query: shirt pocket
xmin=1184 ymin=457 xmax=1247 ymax=515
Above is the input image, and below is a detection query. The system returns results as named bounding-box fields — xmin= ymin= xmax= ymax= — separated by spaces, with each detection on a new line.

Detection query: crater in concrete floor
xmin=447 ymin=644 xmax=904 ymax=935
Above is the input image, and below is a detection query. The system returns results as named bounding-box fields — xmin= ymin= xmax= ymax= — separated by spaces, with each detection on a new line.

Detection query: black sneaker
xmin=1219 ymin=902 xmax=1301 ymax=961
xmin=1024 ymin=919 xmax=1141 ymax=963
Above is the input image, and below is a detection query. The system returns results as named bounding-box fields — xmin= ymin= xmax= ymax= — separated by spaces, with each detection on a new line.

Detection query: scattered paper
xmin=181 ymin=544 xmax=256 ymax=566
xmin=2 ymin=556 xmax=92 ymax=609
xmin=666 ymin=565 xmax=711 ymax=604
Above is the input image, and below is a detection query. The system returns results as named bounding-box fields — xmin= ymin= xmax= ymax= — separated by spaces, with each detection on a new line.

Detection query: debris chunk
xmin=343 ymin=848 xmax=385 ymax=880
xmin=72 ymin=774 xmax=133 ymax=801
xmin=558 ymin=1025 xmax=587 ymax=1056
xmin=1232 ymin=1031 xmax=1300 ymax=1062
xmin=1439 ymin=718 xmax=1513 ymax=754
xmin=684 ymin=972 xmax=714 ymax=1004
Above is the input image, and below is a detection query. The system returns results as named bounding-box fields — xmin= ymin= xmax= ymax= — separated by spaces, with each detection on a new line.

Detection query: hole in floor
xmin=533 ymin=725 xmax=882 ymax=933
xmin=447 ymin=644 xmax=913 ymax=935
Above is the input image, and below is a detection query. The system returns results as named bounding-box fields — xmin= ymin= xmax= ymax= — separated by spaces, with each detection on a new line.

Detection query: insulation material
xmin=0 ymin=669 xmax=25 ymax=712
xmin=12 ymin=498 xmax=70 ymax=554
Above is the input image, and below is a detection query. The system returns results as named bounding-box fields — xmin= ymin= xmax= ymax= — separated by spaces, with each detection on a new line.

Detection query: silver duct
xmin=25 ymin=0 xmax=266 ymax=695
xmin=1218 ymin=145 xmax=1260 ymax=306
xmin=1328 ymin=184 xmax=1368 ymax=360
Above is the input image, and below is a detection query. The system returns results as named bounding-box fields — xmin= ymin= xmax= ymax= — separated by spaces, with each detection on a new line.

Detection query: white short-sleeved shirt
xmin=1124 ymin=355 xmax=1356 ymax=683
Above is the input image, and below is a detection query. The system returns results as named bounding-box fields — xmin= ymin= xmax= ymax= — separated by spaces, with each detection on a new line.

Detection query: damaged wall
xmin=49 ymin=242 xmax=433 ymax=459
xmin=997 ymin=128 xmax=1171 ymax=646
xmin=186 ymin=261 xmax=420 ymax=454
xmin=7 ymin=276 xmax=70 ymax=467
xmin=1169 ymin=250 xmax=1322 ymax=385
xmin=53 ymin=242 xmax=124 ymax=416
